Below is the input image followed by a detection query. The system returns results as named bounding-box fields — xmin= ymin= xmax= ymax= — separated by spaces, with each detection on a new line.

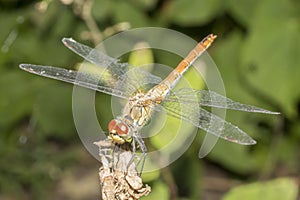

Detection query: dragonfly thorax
xmin=123 ymin=92 xmax=155 ymax=127
xmin=108 ymin=92 xmax=156 ymax=145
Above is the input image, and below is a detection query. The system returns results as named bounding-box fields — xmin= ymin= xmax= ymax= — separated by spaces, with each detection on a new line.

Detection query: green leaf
xmin=213 ymin=31 xmax=269 ymax=108
xmin=212 ymin=31 xmax=277 ymax=131
xmin=141 ymin=169 xmax=160 ymax=182
xmin=33 ymin=82 xmax=76 ymax=139
xmin=128 ymin=42 xmax=154 ymax=71
xmin=12 ymin=32 xmax=72 ymax=67
xmin=277 ymin=137 xmax=299 ymax=173
xmin=0 ymin=71 xmax=38 ymax=127
xmin=143 ymin=181 xmax=169 ymax=200
xmin=112 ymin=1 xmax=149 ymax=27
xmin=168 ymin=0 xmax=225 ymax=26
xmin=241 ymin=0 xmax=300 ymax=118
xmin=208 ymin=32 xmax=279 ymax=174
xmin=208 ymin=140 xmax=257 ymax=174
xmin=131 ymin=0 xmax=158 ymax=10
xmin=172 ymin=155 xmax=203 ymax=199
xmin=223 ymin=178 xmax=299 ymax=200
xmin=227 ymin=0 xmax=260 ymax=26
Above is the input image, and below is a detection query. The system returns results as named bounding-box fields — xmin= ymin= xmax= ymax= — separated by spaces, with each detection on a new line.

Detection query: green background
xmin=0 ymin=0 xmax=299 ymax=199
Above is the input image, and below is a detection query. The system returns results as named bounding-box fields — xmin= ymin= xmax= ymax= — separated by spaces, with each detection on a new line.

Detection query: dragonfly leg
xmin=135 ymin=134 xmax=147 ymax=176
xmin=111 ymin=144 xmax=119 ymax=172
xmin=111 ymin=145 xmax=117 ymax=172
xmin=126 ymin=137 xmax=137 ymax=173
xmin=126 ymin=134 xmax=147 ymax=175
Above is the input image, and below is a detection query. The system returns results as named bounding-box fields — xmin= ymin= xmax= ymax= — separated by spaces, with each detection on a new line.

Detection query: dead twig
xmin=94 ymin=140 xmax=151 ymax=200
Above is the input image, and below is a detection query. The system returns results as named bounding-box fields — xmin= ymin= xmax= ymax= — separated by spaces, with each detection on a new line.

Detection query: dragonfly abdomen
xmin=156 ymin=34 xmax=217 ymax=93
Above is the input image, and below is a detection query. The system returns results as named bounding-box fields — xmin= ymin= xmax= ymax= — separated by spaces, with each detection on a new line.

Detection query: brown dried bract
xmin=94 ymin=140 xmax=151 ymax=200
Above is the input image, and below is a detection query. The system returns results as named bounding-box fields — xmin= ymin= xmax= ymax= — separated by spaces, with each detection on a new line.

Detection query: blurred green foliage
xmin=223 ymin=178 xmax=298 ymax=200
xmin=0 ymin=0 xmax=299 ymax=199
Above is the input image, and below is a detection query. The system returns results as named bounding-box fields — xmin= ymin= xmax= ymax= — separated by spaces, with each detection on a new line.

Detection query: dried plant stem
xmin=94 ymin=140 xmax=151 ymax=200
xmin=73 ymin=0 xmax=103 ymax=44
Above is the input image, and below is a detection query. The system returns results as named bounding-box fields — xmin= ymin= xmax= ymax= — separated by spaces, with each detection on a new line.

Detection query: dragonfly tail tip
xmin=211 ymin=34 xmax=217 ymax=39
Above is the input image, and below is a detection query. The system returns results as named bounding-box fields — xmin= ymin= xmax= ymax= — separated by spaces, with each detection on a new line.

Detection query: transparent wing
xmin=20 ymin=38 xmax=163 ymax=98
xmin=19 ymin=64 xmax=129 ymax=98
xmin=20 ymin=64 xmax=162 ymax=98
xmin=157 ymin=90 xmax=260 ymax=145
xmin=164 ymin=88 xmax=279 ymax=114
xmin=62 ymin=38 xmax=127 ymax=77
xmin=62 ymin=38 xmax=163 ymax=94
xmin=117 ymin=68 xmax=162 ymax=95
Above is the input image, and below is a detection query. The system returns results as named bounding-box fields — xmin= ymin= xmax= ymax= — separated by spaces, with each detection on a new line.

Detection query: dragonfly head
xmin=108 ymin=119 xmax=131 ymax=144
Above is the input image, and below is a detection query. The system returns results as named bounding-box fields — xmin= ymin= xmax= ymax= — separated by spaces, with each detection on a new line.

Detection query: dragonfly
xmin=20 ymin=34 xmax=279 ymax=164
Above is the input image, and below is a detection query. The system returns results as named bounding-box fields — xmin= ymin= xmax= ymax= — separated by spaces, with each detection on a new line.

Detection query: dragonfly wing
xmin=164 ymin=88 xmax=279 ymax=114
xmin=19 ymin=64 xmax=129 ymax=99
xmin=19 ymin=63 xmax=162 ymax=98
xmin=62 ymin=38 xmax=162 ymax=95
xmin=62 ymin=38 xmax=128 ymax=77
xmin=117 ymin=67 xmax=162 ymax=94
xmin=159 ymin=95 xmax=257 ymax=145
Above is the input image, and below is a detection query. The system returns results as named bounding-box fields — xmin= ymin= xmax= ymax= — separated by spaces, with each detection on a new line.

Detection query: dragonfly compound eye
xmin=108 ymin=120 xmax=129 ymax=136
xmin=115 ymin=123 xmax=129 ymax=136
xmin=108 ymin=119 xmax=117 ymax=133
